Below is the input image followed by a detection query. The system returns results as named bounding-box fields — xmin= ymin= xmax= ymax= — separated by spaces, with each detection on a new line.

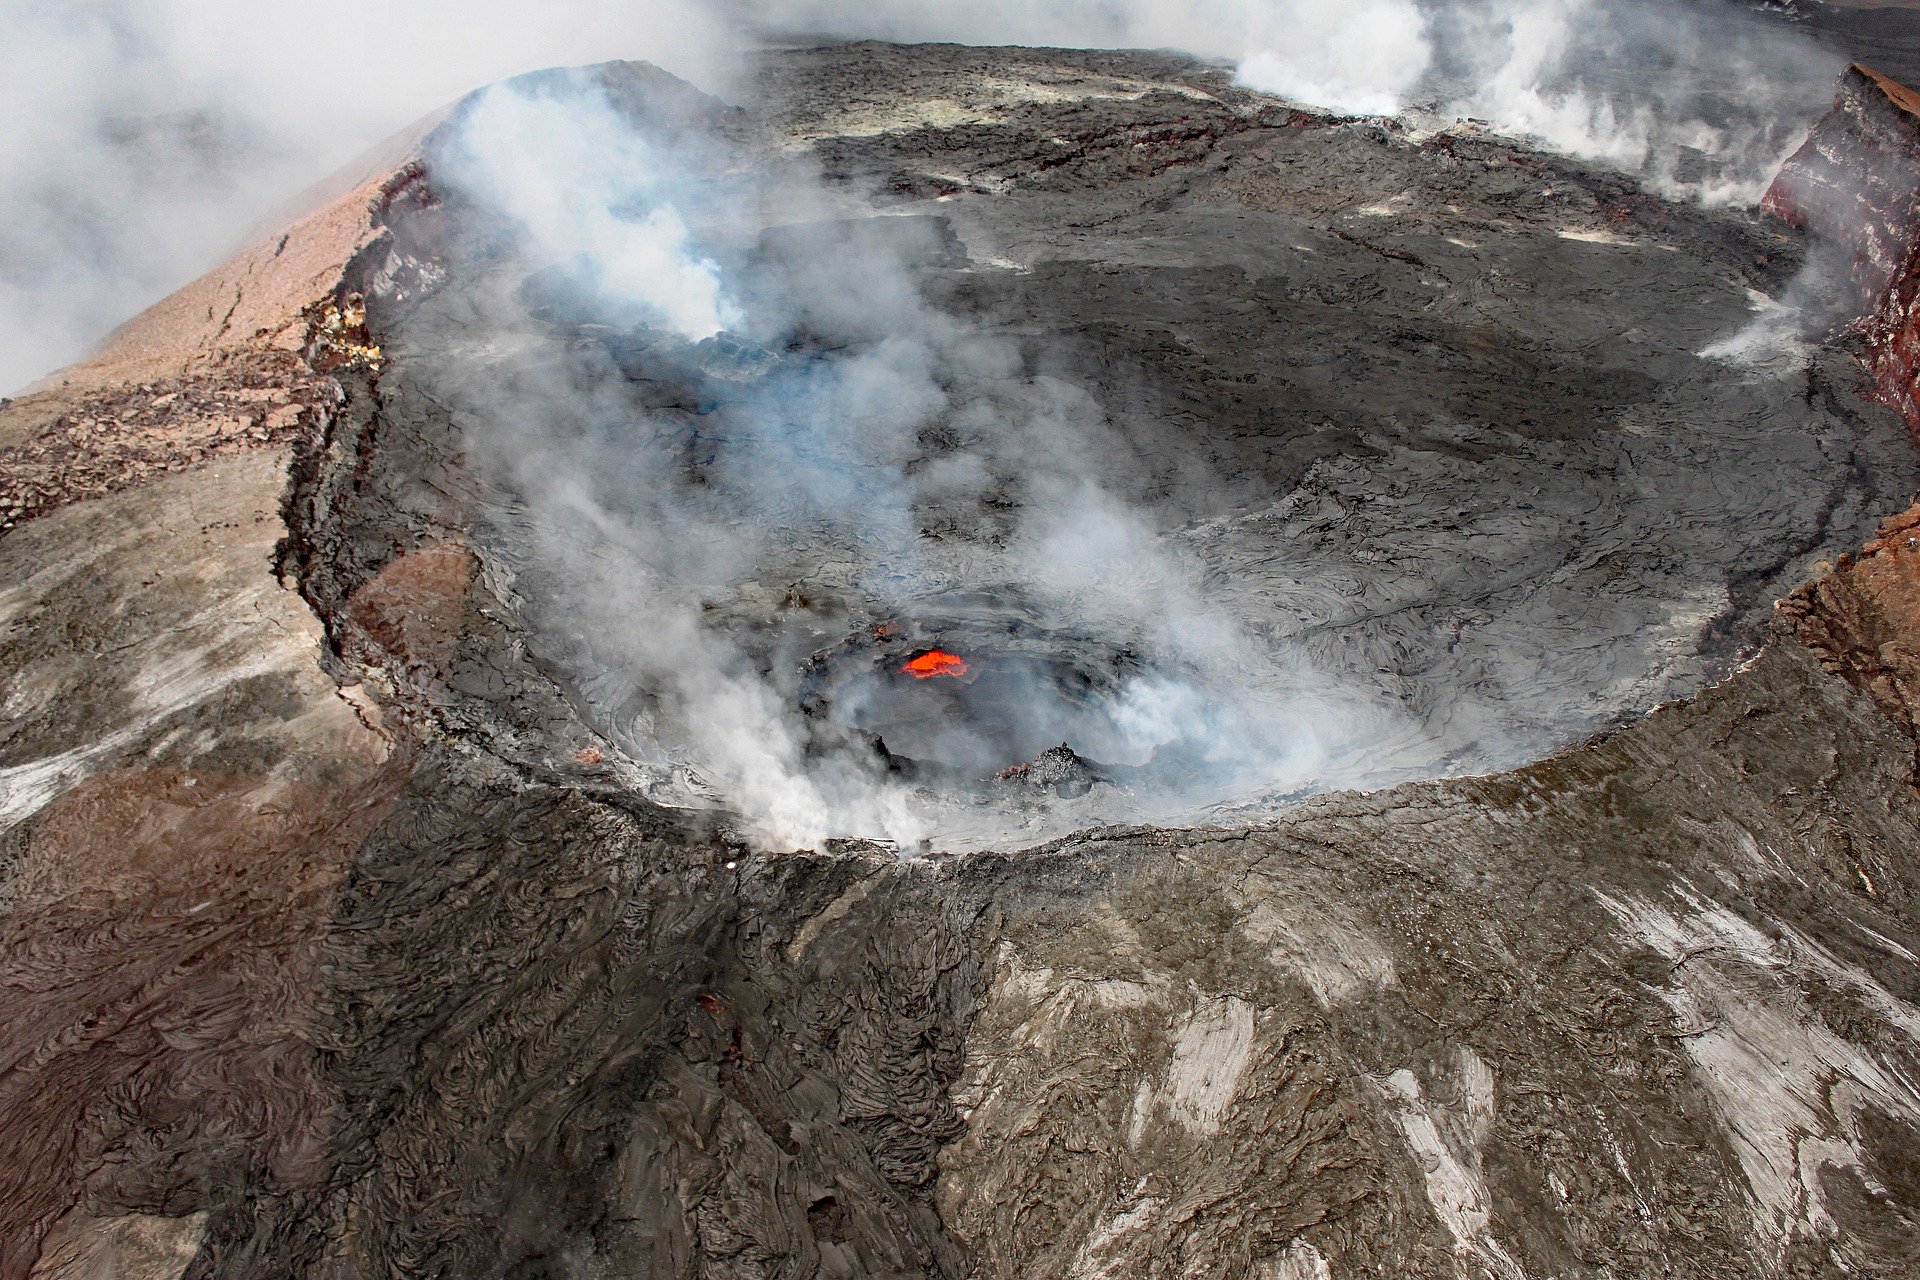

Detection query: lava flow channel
xmin=901 ymin=649 xmax=969 ymax=679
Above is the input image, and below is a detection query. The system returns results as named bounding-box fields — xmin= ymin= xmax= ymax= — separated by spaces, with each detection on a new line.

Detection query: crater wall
xmin=1766 ymin=62 xmax=1920 ymax=433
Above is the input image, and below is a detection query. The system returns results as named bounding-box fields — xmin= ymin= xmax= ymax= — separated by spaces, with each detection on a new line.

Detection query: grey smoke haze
xmin=0 ymin=0 xmax=1850 ymax=394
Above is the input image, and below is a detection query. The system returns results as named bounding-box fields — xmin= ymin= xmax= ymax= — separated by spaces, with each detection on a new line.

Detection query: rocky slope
xmin=1765 ymin=62 xmax=1920 ymax=432
xmin=3 ymin=42 xmax=1920 ymax=1280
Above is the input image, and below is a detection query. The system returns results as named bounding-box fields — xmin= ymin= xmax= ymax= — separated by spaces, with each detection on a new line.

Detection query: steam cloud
xmin=2 ymin=0 xmax=1850 ymax=393
xmin=449 ymin=88 xmax=736 ymax=339
xmin=1432 ymin=0 xmax=1838 ymax=205
xmin=433 ymin=76 xmax=1352 ymax=849
xmin=0 ymin=0 xmax=731 ymax=395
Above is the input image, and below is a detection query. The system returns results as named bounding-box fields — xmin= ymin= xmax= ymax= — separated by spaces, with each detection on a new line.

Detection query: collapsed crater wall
xmin=1765 ymin=62 xmax=1920 ymax=433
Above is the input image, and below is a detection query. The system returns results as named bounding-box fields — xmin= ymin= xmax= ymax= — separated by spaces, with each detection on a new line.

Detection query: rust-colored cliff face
xmin=1779 ymin=498 xmax=1920 ymax=746
xmin=1766 ymin=63 xmax=1920 ymax=433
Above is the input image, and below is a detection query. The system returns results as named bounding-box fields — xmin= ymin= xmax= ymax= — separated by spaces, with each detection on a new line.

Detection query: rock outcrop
xmin=4 ymin=42 xmax=1920 ymax=1280
xmin=1765 ymin=63 xmax=1920 ymax=433
xmin=1780 ymin=496 xmax=1920 ymax=740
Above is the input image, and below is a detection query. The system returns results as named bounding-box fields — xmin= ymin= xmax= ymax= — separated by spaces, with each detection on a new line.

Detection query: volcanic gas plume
xmin=416 ymin=70 xmax=1349 ymax=851
xmin=328 ymin=40 xmax=1920 ymax=854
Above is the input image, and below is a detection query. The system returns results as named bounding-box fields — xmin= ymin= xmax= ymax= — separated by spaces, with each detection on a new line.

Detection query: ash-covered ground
xmin=353 ymin=43 xmax=1919 ymax=850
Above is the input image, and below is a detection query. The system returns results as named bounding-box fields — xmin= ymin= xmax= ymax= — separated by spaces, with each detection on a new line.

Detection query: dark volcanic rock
xmin=996 ymin=743 xmax=1110 ymax=797
xmin=5 ymin=39 xmax=1920 ymax=1280
xmin=1793 ymin=1 xmax=1920 ymax=91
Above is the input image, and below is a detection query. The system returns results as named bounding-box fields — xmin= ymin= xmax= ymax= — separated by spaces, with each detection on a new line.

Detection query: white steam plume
xmin=451 ymin=88 xmax=736 ymax=339
xmin=758 ymin=0 xmax=1435 ymax=117
xmin=1439 ymin=0 xmax=1838 ymax=206
xmin=433 ymin=79 xmax=1352 ymax=849
xmin=747 ymin=0 xmax=1836 ymax=198
xmin=0 ymin=0 xmax=732 ymax=394
xmin=0 ymin=1 xmax=1854 ymax=394
xmin=1235 ymin=0 xmax=1433 ymax=117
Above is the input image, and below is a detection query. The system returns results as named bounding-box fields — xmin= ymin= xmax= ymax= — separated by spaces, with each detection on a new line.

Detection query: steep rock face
xmin=1765 ymin=63 xmax=1920 ymax=432
xmin=1779 ymin=496 xmax=1920 ymax=739
xmin=4 ymin=42 xmax=1920 ymax=1280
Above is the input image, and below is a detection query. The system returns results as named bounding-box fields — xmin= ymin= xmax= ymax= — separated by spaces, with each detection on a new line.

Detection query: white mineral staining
xmin=1378 ymin=1047 xmax=1528 ymax=1280
xmin=1127 ymin=994 xmax=1257 ymax=1143
xmin=1239 ymin=899 xmax=1397 ymax=1008
xmin=1600 ymin=888 xmax=1920 ymax=1244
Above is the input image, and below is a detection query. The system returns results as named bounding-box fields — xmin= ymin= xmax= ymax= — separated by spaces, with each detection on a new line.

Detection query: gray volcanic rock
xmin=1796 ymin=2 xmax=1920 ymax=90
xmin=5 ymin=39 xmax=1920 ymax=1280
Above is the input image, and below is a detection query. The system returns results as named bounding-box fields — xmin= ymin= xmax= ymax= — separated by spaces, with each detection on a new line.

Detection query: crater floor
xmin=373 ymin=44 xmax=1918 ymax=845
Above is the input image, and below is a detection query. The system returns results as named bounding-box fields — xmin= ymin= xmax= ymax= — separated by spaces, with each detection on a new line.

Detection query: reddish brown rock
xmin=341 ymin=544 xmax=478 ymax=675
xmin=0 ymin=134 xmax=426 ymax=536
xmin=0 ymin=762 xmax=405 ymax=1279
xmin=1766 ymin=63 xmax=1920 ymax=433
xmin=1779 ymin=496 xmax=1920 ymax=745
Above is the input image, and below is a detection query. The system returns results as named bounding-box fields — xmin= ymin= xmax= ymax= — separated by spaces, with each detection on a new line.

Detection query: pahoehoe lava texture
xmin=5 ymin=38 xmax=1920 ymax=1280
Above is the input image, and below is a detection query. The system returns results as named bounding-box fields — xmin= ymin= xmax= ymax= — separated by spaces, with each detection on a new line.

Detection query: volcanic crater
xmin=9 ymin=29 xmax=1920 ymax=1280
xmin=339 ymin=45 xmax=1920 ymax=849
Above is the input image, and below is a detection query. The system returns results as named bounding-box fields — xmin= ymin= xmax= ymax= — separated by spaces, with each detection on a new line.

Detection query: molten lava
xmin=901 ymin=649 xmax=969 ymax=679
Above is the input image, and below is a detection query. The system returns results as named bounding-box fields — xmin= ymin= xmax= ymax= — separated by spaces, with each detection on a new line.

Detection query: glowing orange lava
xmin=901 ymin=649 xmax=969 ymax=679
